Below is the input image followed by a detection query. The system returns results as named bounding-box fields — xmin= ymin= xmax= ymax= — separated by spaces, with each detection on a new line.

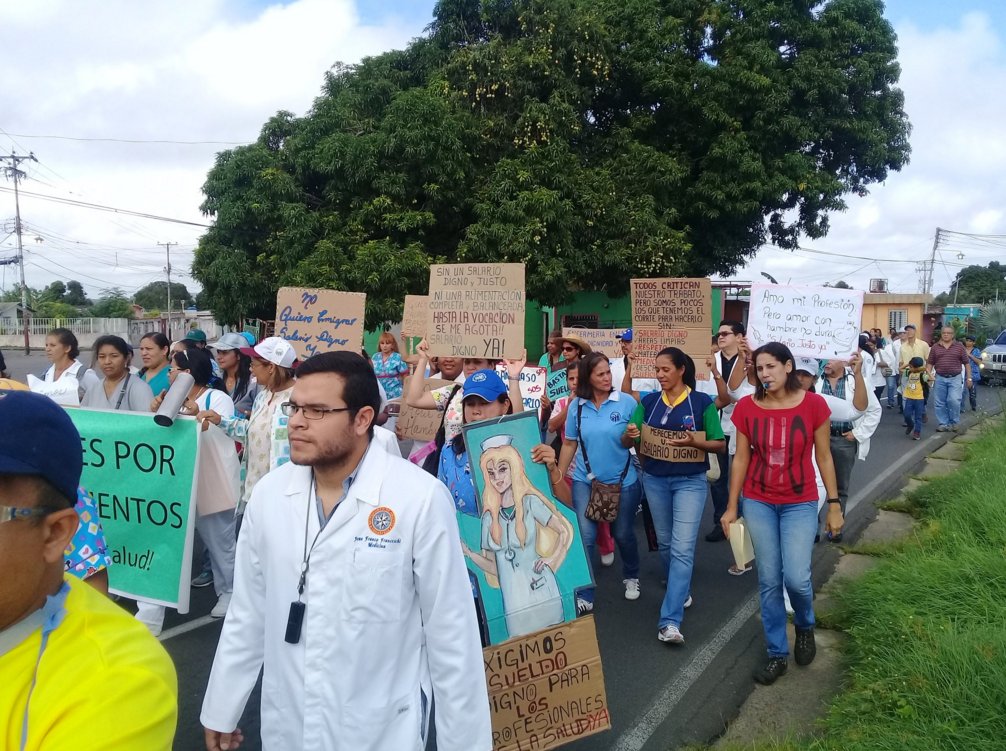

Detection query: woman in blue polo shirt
xmin=626 ymin=347 xmax=725 ymax=645
xmin=558 ymin=352 xmax=642 ymax=613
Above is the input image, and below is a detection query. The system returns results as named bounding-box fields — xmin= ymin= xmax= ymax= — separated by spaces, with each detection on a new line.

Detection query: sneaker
xmin=657 ymin=624 xmax=684 ymax=644
xmin=600 ymin=552 xmax=615 ymax=567
xmin=576 ymin=597 xmax=594 ymax=616
xmin=950 ymin=424 xmax=960 ymax=433
xmin=794 ymin=627 xmax=817 ymax=666
xmin=936 ymin=424 xmax=948 ymax=432
xmin=210 ymin=593 xmax=232 ymax=619
xmin=754 ymin=657 xmax=789 ymax=685
xmin=912 ymin=432 xmax=921 ymax=440
xmin=624 ymin=578 xmax=640 ymax=600
xmin=705 ymin=526 xmax=726 ymax=542
xmin=191 ymin=570 xmax=214 ymax=588
xmin=904 ymin=424 xmax=913 ymax=435
xmin=684 ymin=594 xmax=693 ymax=609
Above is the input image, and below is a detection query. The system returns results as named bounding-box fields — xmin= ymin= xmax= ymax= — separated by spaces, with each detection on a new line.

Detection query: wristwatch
xmin=826 ymin=498 xmax=841 ymax=505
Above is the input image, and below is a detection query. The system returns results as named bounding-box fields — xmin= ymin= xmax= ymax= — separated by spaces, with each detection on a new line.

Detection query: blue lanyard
xmin=21 ymin=581 xmax=70 ymax=751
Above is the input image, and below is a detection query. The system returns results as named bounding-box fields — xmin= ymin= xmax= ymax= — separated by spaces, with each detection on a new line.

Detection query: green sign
xmin=68 ymin=409 xmax=200 ymax=611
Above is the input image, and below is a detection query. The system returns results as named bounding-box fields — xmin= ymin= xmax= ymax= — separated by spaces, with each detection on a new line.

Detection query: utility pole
xmin=1 ymin=151 xmax=38 ymax=354
xmin=925 ymin=227 xmax=941 ymax=296
xmin=157 ymin=241 xmax=175 ymax=338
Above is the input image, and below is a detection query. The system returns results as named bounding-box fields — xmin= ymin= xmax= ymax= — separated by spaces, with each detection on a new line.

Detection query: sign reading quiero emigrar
xmin=275 ymin=286 xmax=367 ymax=359
xmin=69 ymin=409 xmax=200 ymax=611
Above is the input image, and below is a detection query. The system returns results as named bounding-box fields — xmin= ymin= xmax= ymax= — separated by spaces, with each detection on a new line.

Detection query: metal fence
xmin=0 ymin=317 xmax=129 ymax=337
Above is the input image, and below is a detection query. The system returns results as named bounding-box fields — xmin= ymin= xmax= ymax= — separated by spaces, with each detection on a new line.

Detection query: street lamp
xmin=953 ymin=253 xmax=964 ymax=305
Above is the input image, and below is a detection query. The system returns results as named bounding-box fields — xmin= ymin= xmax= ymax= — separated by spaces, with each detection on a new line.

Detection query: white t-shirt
xmin=195 ymin=389 xmax=236 ymax=418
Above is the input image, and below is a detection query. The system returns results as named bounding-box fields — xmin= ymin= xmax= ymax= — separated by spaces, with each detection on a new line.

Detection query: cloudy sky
xmin=1 ymin=0 xmax=1003 ymax=305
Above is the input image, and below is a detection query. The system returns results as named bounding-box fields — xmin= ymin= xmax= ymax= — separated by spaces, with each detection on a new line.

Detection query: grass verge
xmin=720 ymin=421 xmax=1006 ymax=751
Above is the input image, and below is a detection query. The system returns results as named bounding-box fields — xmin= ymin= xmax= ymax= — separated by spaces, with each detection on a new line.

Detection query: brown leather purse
xmin=577 ymin=401 xmax=631 ymax=522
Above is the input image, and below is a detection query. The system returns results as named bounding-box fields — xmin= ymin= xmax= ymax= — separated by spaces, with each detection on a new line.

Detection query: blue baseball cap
xmin=0 ymin=391 xmax=82 ymax=503
xmin=617 ymin=328 xmax=633 ymax=342
xmin=463 ymin=369 xmax=508 ymax=403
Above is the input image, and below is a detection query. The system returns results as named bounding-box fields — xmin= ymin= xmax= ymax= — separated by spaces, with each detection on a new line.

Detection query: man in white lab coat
xmin=201 ymin=352 xmax=491 ymax=751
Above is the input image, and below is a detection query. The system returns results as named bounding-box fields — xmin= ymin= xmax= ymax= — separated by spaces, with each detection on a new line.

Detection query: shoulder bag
xmin=577 ymin=400 xmax=630 ymax=523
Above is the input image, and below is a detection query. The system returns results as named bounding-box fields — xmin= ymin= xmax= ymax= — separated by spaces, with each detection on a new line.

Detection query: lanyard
xmin=21 ymin=582 xmax=70 ymax=751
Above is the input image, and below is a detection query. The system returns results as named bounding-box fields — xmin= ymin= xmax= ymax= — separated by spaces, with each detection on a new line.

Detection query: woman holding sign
xmin=624 ymin=347 xmax=726 ymax=645
xmin=558 ymin=352 xmax=641 ymax=613
xmin=721 ymin=342 xmax=841 ymax=686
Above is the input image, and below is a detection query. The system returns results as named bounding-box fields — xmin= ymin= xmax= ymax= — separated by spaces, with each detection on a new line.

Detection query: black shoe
xmin=794 ymin=627 xmax=817 ymax=666
xmin=705 ymin=526 xmax=726 ymax=542
xmin=904 ymin=424 xmax=912 ymax=435
xmin=754 ymin=657 xmax=789 ymax=685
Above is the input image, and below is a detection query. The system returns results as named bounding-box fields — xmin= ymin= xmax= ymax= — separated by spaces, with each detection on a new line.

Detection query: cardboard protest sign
xmin=746 ymin=283 xmax=864 ymax=359
xmin=546 ymin=369 xmax=569 ymax=402
xmin=401 ymin=294 xmax=429 ymax=338
xmin=396 ymin=377 xmax=454 ymax=442
xmin=486 ymin=616 xmax=611 ymax=751
xmin=630 ymin=278 xmax=712 ymax=379
xmin=69 ymin=409 xmax=199 ymax=611
xmin=561 ymin=328 xmax=623 ymax=359
xmin=275 ymin=286 xmax=366 ymax=359
xmin=461 ymin=411 xmax=592 ymax=646
xmin=427 ymin=263 xmax=525 ymax=359
xmin=639 ymin=426 xmax=706 ymax=463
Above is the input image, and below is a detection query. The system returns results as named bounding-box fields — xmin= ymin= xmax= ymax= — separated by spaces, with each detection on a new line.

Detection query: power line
xmin=0 ymin=185 xmax=210 ymax=227
xmin=1 ymin=130 xmax=250 ymax=146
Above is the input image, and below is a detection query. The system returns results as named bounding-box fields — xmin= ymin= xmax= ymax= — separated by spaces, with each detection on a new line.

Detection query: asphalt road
xmin=5 ymin=350 xmax=1001 ymax=750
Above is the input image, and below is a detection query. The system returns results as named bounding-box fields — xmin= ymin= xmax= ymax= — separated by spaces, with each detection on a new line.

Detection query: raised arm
xmin=405 ymin=339 xmax=439 ymax=409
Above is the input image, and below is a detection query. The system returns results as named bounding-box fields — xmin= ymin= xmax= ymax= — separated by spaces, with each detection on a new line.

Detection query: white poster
xmin=746 ymin=283 xmax=864 ymax=359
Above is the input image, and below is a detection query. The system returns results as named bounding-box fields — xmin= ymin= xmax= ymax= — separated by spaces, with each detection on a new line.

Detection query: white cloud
xmin=0 ymin=0 xmax=416 ymax=298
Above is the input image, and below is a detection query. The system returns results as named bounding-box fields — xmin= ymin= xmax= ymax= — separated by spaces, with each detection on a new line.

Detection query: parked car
xmin=980 ymin=330 xmax=1006 ymax=386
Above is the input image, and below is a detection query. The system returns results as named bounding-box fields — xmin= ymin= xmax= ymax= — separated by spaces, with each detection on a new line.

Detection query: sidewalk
xmin=711 ymin=406 xmax=1006 ymax=750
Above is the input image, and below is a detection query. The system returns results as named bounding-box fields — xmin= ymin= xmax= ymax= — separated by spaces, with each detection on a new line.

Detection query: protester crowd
xmin=0 ymin=317 xmax=984 ymax=749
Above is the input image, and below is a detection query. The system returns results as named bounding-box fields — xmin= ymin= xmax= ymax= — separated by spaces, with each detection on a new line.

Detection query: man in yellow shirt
xmin=0 ymin=391 xmax=178 ymax=751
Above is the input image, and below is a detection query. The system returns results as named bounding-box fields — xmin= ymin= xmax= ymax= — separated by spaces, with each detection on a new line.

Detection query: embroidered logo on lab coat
xmin=368 ymin=507 xmax=396 ymax=535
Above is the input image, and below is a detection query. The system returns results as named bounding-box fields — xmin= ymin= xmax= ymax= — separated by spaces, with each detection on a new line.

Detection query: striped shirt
xmin=927 ymin=341 xmax=970 ymax=377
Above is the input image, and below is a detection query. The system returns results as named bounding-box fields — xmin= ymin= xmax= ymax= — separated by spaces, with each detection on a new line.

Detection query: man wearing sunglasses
xmin=202 ymin=351 xmax=490 ymax=751
xmin=0 ymin=391 xmax=177 ymax=750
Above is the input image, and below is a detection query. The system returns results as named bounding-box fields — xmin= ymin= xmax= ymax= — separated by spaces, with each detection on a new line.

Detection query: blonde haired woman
xmin=464 ymin=438 xmax=573 ymax=638
xmin=372 ymin=332 xmax=409 ymax=400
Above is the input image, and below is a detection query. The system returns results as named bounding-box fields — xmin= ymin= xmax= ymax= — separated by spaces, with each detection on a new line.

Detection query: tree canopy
xmin=193 ymin=0 xmax=911 ymax=327
xmin=133 ymin=281 xmax=192 ymax=312
xmin=937 ymin=262 xmax=1006 ymax=306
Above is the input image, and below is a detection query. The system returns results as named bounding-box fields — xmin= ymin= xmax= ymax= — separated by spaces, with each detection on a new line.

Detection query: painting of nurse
xmin=462 ymin=435 xmax=574 ymax=638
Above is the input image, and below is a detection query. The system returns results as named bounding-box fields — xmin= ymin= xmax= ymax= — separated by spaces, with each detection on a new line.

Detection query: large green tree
xmin=193 ymin=0 xmax=910 ymax=327
xmin=133 ymin=281 xmax=192 ymax=312
xmin=937 ymin=262 xmax=1006 ymax=305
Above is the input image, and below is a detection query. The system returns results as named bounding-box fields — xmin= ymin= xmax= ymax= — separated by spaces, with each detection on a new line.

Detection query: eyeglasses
xmin=280 ymin=402 xmax=352 ymax=420
xmin=1 ymin=505 xmax=57 ymax=524
xmin=717 ymin=331 xmax=734 ymax=337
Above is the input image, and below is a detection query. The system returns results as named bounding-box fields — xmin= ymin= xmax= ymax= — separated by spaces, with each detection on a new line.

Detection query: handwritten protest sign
xmin=546 ymin=369 xmax=569 ymax=402
xmin=495 ymin=366 xmax=547 ymax=412
xmin=69 ymin=409 xmax=199 ymax=611
xmin=631 ymin=278 xmax=712 ymax=379
xmin=631 ymin=328 xmax=711 ymax=381
xmin=639 ymin=426 xmax=706 ymax=463
xmin=401 ymin=295 xmax=429 ymax=338
xmin=396 ymin=377 xmax=453 ymax=442
xmin=631 ymin=277 xmax=711 ymax=328
xmin=427 ymin=263 xmax=525 ymax=359
xmin=485 ymin=616 xmax=610 ymax=751
xmin=561 ymin=328 xmax=623 ymax=358
xmin=746 ymin=283 xmax=864 ymax=359
xmin=275 ymin=286 xmax=366 ymax=359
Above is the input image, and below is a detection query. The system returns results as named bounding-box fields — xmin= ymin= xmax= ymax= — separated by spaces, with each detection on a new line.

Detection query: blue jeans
xmin=903 ymin=398 xmax=925 ymax=434
xmin=641 ymin=472 xmax=708 ymax=628
xmin=742 ymin=498 xmax=818 ymax=658
xmin=934 ymin=373 xmax=964 ymax=427
xmin=572 ymin=480 xmax=641 ymax=603
xmin=885 ymin=374 xmax=899 ymax=407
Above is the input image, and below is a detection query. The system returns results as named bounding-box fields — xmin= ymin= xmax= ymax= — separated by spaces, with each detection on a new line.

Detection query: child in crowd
xmin=902 ymin=356 xmax=928 ymax=440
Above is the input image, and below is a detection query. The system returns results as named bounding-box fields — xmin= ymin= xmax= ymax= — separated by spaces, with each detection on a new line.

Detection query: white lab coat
xmin=200 ymin=445 xmax=492 ymax=751
xmin=814 ymin=373 xmax=882 ymax=461
xmin=696 ymin=350 xmax=752 ymax=455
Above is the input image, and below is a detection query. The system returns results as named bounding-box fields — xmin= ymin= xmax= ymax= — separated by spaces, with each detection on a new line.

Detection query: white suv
xmin=980 ymin=331 xmax=1006 ymax=386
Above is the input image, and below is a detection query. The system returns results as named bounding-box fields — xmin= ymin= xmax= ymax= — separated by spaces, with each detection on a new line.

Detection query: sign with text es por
xmin=69 ymin=408 xmax=199 ymax=611
xmin=275 ymin=286 xmax=366 ymax=359
xmin=746 ymin=283 xmax=864 ymax=359
xmin=639 ymin=426 xmax=706 ymax=463
xmin=485 ymin=616 xmax=610 ymax=751
xmin=427 ymin=263 xmax=525 ymax=359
